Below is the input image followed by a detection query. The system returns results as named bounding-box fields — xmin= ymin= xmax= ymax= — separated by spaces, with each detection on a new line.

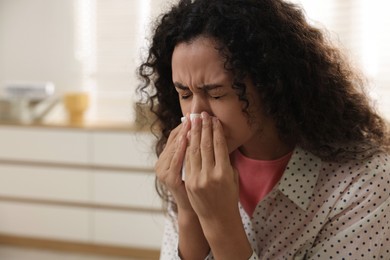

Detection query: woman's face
xmin=171 ymin=36 xmax=285 ymax=159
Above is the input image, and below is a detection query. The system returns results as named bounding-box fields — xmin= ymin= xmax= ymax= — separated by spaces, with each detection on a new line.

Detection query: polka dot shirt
xmin=159 ymin=147 xmax=390 ymax=259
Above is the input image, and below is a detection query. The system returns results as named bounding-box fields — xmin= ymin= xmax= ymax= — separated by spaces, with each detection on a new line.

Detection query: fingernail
xmin=201 ymin=112 xmax=210 ymax=126
xmin=181 ymin=116 xmax=186 ymax=123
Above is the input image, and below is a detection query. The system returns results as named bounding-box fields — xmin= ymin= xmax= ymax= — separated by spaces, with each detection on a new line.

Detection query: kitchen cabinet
xmin=0 ymin=201 xmax=90 ymax=242
xmin=0 ymin=124 xmax=164 ymax=256
xmin=0 ymin=127 xmax=89 ymax=164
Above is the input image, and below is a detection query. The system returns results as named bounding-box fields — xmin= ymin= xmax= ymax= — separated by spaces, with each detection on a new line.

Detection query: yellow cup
xmin=63 ymin=92 xmax=89 ymax=124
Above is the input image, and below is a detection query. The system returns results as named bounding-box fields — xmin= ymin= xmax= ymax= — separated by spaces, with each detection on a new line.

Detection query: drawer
xmin=0 ymin=126 xmax=89 ymax=164
xmin=0 ymin=165 xmax=90 ymax=202
xmin=92 ymin=210 xmax=165 ymax=249
xmin=0 ymin=201 xmax=90 ymax=242
xmin=91 ymin=132 xmax=157 ymax=169
xmin=93 ymin=171 xmax=161 ymax=209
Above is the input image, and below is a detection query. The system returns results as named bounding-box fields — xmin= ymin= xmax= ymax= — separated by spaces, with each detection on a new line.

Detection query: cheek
xmin=179 ymin=100 xmax=190 ymax=116
xmin=224 ymin=122 xmax=254 ymax=153
xmin=216 ymin=111 xmax=249 ymax=136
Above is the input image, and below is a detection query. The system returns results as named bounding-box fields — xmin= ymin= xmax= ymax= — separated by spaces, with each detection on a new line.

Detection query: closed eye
xmin=180 ymin=94 xmax=192 ymax=100
xmin=209 ymin=92 xmax=226 ymax=100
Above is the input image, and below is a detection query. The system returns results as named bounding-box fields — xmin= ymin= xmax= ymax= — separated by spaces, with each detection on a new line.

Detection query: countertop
xmin=0 ymin=97 xmax=155 ymax=132
xmin=0 ymin=120 xmax=150 ymax=132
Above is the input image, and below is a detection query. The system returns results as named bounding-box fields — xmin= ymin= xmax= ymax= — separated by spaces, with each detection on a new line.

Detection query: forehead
xmin=171 ymin=37 xmax=230 ymax=82
xmin=174 ymin=36 xmax=220 ymax=53
xmin=172 ymin=37 xmax=225 ymax=66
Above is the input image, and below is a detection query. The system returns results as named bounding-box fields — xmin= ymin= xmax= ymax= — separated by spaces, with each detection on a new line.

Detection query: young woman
xmin=138 ymin=0 xmax=390 ymax=259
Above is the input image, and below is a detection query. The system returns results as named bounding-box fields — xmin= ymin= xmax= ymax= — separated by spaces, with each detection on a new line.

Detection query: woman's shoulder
xmin=296 ymin=145 xmax=390 ymax=180
xmin=321 ymin=150 xmax=390 ymax=220
xmin=288 ymin=147 xmax=390 ymax=204
xmin=343 ymin=150 xmax=389 ymax=180
xmin=317 ymin=148 xmax=390 ymax=187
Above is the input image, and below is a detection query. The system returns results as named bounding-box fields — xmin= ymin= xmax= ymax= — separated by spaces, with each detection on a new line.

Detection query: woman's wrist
xmin=199 ymin=211 xmax=252 ymax=260
xmin=177 ymin=208 xmax=210 ymax=259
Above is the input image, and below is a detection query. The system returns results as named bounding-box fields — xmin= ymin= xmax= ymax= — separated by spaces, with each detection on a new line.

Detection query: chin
xmin=227 ymin=143 xmax=239 ymax=155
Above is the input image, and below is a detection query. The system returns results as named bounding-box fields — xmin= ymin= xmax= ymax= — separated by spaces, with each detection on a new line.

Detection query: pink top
xmin=230 ymin=149 xmax=293 ymax=217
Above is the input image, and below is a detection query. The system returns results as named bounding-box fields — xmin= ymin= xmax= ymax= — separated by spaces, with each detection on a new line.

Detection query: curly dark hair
xmin=137 ymin=0 xmax=389 ymax=203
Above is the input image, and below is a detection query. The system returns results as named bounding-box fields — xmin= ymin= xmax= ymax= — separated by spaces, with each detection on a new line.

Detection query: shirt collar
xmin=277 ymin=146 xmax=322 ymax=211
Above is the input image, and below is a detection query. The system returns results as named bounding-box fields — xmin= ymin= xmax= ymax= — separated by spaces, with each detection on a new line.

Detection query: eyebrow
xmin=174 ymin=82 xmax=223 ymax=91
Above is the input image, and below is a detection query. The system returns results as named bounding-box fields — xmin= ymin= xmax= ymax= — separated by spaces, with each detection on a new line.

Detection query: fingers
xmin=200 ymin=112 xmax=215 ymax=169
xmin=156 ymin=126 xmax=180 ymax=171
xmin=169 ymin=118 xmax=190 ymax=171
xmin=212 ymin=117 xmax=229 ymax=166
xmin=188 ymin=114 xmax=202 ymax=174
xmin=158 ymin=129 xmax=177 ymax=166
xmin=187 ymin=113 xmax=227 ymax=175
xmin=155 ymin=118 xmax=190 ymax=184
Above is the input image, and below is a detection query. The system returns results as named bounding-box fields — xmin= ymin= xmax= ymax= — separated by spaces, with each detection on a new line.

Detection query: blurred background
xmin=290 ymin=0 xmax=390 ymax=119
xmin=0 ymin=0 xmax=169 ymax=125
xmin=0 ymin=0 xmax=389 ymax=260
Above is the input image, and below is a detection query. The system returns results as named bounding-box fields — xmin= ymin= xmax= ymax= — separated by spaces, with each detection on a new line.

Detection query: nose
xmin=190 ymin=95 xmax=211 ymax=115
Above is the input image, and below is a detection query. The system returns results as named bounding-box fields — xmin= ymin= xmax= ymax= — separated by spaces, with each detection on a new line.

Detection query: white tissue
xmin=190 ymin=113 xmax=201 ymax=120
xmin=181 ymin=113 xmax=201 ymax=181
xmin=181 ymin=113 xmax=201 ymax=123
xmin=181 ymin=161 xmax=186 ymax=181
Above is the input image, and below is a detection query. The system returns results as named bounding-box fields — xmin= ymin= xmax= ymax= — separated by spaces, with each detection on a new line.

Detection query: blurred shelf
xmin=0 ymin=95 xmax=155 ymax=132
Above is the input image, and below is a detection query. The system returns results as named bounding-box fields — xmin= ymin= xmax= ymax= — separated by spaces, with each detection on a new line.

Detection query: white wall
xmin=0 ymin=0 xmax=168 ymax=122
xmin=0 ymin=0 xmax=83 ymax=92
xmin=0 ymin=0 xmax=170 ymax=93
xmin=5 ymin=1 xmax=386 ymax=121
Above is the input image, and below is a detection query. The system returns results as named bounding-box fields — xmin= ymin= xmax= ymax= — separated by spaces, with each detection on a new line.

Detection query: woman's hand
xmin=184 ymin=112 xmax=252 ymax=260
xmin=155 ymin=117 xmax=210 ymax=259
xmin=154 ymin=118 xmax=192 ymax=211
xmin=184 ymin=112 xmax=240 ymax=221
